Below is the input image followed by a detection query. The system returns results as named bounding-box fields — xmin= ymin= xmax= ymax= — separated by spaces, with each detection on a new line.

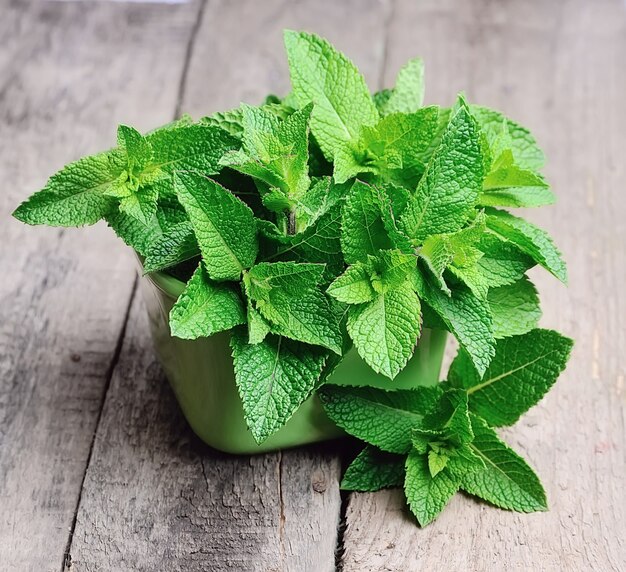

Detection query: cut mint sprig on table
xmin=319 ymin=329 xmax=573 ymax=526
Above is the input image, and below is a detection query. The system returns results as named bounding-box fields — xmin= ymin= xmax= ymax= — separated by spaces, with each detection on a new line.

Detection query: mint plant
xmin=13 ymin=30 xmax=572 ymax=525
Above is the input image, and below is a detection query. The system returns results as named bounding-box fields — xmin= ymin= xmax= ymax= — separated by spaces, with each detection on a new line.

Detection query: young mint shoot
xmin=13 ymin=30 xmax=573 ymax=526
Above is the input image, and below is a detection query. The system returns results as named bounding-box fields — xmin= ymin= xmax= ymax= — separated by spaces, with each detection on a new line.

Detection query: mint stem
xmin=287 ymin=209 xmax=296 ymax=235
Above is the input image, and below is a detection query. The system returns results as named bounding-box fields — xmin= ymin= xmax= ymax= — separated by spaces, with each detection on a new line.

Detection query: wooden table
xmin=1 ymin=0 xmax=624 ymax=570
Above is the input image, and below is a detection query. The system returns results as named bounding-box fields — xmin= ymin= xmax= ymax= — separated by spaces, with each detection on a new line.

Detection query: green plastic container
xmin=139 ymin=265 xmax=448 ymax=454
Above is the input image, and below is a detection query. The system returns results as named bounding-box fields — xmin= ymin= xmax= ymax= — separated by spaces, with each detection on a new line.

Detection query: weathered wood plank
xmin=66 ymin=1 xmax=391 ymax=570
xmin=0 ymin=2 xmax=200 ymax=571
xmin=341 ymin=0 xmax=626 ymax=570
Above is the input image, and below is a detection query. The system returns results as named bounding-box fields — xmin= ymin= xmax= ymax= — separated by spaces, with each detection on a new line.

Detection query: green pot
xmin=139 ymin=265 xmax=448 ymax=455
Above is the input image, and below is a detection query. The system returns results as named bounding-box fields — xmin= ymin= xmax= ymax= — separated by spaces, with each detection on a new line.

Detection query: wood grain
xmin=0 ymin=2 xmax=199 ymax=571
xmin=340 ymin=1 xmax=626 ymax=570
xmin=65 ymin=1 xmax=390 ymax=571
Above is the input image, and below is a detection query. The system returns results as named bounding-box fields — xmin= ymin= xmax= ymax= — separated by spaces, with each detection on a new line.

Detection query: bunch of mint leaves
xmin=13 ymin=30 xmax=573 ymax=525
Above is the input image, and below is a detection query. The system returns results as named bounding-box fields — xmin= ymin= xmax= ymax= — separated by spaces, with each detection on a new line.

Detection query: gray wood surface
xmin=0 ymin=2 xmax=198 ymax=571
xmin=0 ymin=0 xmax=623 ymax=571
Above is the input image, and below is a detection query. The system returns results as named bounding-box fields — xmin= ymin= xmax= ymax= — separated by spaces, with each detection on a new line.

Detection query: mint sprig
xmin=319 ymin=327 xmax=572 ymax=526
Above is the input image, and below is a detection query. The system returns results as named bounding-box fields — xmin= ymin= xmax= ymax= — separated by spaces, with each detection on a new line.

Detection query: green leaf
xmin=318 ymin=385 xmax=443 ymax=454
xmin=445 ymin=443 xmax=486 ymax=477
xmin=404 ymin=450 xmax=459 ymax=526
xmin=488 ymin=277 xmax=541 ymax=339
xmin=449 ymin=329 xmax=573 ymax=426
xmin=367 ymin=249 xmax=416 ymax=292
xmin=290 ymin=177 xmax=344 ymax=231
xmin=485 ymin=208 xmax=567 ymax=283
xmin=224 ymin=103 xmax=312 ymax=201
xmin=284 ymin=30 xmax=379 ymax=159
xmin=428 ymin=450 xmax=449 ymax=477
xmin=246 ymin=301 xmax=271 ymax=345
xmin=13 ymin=150 xmax=124 ymax=226
xmin=341 ymin=180 xmax=392 ymax=263
xmin=327 ymin=262 xmax=376 ymax=304
xmin=146 ymin=124 xmax=239 ymax=178
xmin=461 ymin=414 xmax=548 ymax=512
xmin=341 ymin=446 xmax=405 ymax=491
xmin=379 ymin=58 xmax=425 ymax=116
xmin=175 ymin=172 xmax=258 ymax=281
xmin=418 ymin=212 xmax=488 ymax=296
xmin=334 ymin=107 xmax=440 ymax=185
xmin=475 ymin=233 xmax=534 ymax=288
xmin=480 ymin=185 xmax=556 ymax=208
xmin=400 ymin=103 xmax=483 ymax=243
xmin=106 ymin=208 xmax=161 ymax=256
xmin=347 ymin=280 xmax=421 ymax=379
xmin=480 ymin=162 xmax=555 ymax=208
xmin=117 ymin=124 xmax=152 ymax=171
xmin=471 ymin=105 xmax=545 ymax=171
xmin=417 ymin=389 xmax=473 ymax=448
xmin=118 ymin=183 xmax=159 ymax=226
xmin=419 ymin=235 xmax=454 ymax=293
xmin=200 ymin=107 xmax=244 ymax=137
xmin=231 ymin=331 xmax=327 ymax=443
xmin=143 ymin=221 xmax=200 ymax=274
xmin=245 ymin=262 xmax=342 ymax=354
xmin=169 ymin=264 xmax=245 ymax=339
xmin=417 ymin=272 xmax=495 ymax=377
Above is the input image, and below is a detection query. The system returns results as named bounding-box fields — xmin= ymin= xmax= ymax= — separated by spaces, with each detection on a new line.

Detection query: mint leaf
xmin=146 ymin=124 xmax=239 ymax=179
xmin=13 ymin=149 xmax=124 ymax=226
xmin=417 ymin=389 xmax=473 ymax=448
xmin=318 ymin=385 xmax=442 ymax=453
xmin=106 ymin=208 xmax=160 ymax=256
xmin=169 ymin=264 xmax=245 ymax=339
xmin=341 ymin=446 xmax=405 ymax=491
xmin=118 ymin=183 xmax=159 ymax=226
xmin=417 ymin=272 xmax=495 ymax=377
xmin=404 ymin=450 xmax=459 ymax=526
xmin=201 ymin=107 xmax=244 ymax=137
xmin=175 ymin=172 xmax=257 ymax=281
xmin=284 ymin=30 xmax=379 ymax=159
xmin=327 ymin=262 xmax=376 ymax=304
xmin=418 ymin=212 xmax=488 ymax=296
xmin=471 ymin=105 xmax=545 ymax=171
xmin=117 ymin=124 xmax=152 ymax=171
xmin=347 ymin=279 xmax=421 ymax=379
xmin=371 ymin=249 xmax=416 ymax=289
xmin=485 ymin=208 xmax=567 ymax=283
xmin=488 ymin=277 xmax=541 ymax=339
xmin=143 ymin=221 xmax=200 ymax=274
xmin=379 ymin=58 xmax=425 ymax=116
xmin=246 ymin=301 xmax=271 ymax=345
xmin=334 ymin=107 xmax=440 ymax=186
xmin=449 ymin=329 xmax=573 ymax=426
xmin=461 ymin=414 xmax=547 ymax=512
xmin=428 ymin=449 xmax=449 ymax=477
xmin=480 ymin=160 xmax=555 ymax=208
xmin=245 ymin=262 xmax=342 ymax=354
xmin=290 ymin=177 xmax=344 ymax=231
xmin=400 ymin=103 xmax=483 ymax=243
xmin=231 ymin=331 xmax=327 ymax=443
xmin=223 ymin=103 xmax=312 ymax=204
xmin=475 ymin=233 xmax=534 ymax=288
xmin=341 ymin=180 xmax=392 ymax=263
xmin=372 ymin=181 xmax=413 ymax=252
